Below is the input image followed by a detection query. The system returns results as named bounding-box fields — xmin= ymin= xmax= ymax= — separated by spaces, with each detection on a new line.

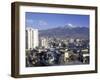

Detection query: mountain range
xmin=39 ymin=25 xmax=89 ymax=39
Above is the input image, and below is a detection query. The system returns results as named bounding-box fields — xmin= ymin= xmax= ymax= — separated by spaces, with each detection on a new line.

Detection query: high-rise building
xmin=26 ymin=27 xmax=39 ymax=50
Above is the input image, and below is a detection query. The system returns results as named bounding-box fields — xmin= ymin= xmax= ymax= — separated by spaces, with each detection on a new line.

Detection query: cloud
xmin=26 ymin=19 xmax=34 ymax=23
xmin=26 ymin=19 xmax=49 ymax=29
xmin=26 ymin=19 xmax=34 ymax=27
xmin=38 ymin=20 xmax=48 ymax=26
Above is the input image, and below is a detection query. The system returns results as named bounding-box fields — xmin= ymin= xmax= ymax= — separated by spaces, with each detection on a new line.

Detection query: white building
xmin=69 ymin=38 xmax=75 ymax=43
xmin=40 ymin=37 xmax=49 ymax=48
xmin=26 ymin=27 xmax=39 ymax=50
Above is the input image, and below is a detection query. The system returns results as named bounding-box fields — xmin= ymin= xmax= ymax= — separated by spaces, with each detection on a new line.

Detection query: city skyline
xmin=25 ymin=12 xmax=89 ymax=30
xmin=25 ymin=12 xmax=90 ymax=67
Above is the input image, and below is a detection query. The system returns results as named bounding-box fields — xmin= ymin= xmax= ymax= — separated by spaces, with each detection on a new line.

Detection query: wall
xmin=0 ymin=0 xmax=100 ymax=80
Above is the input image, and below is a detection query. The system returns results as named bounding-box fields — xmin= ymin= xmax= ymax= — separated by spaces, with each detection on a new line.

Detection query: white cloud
xmin=26 ymin=19 xmax=34 ymax=23
xmin=26 ymin=19 xmax=35 ymax=27
xmin=26 ymin=19 xmax=48 ymax=29
xmin=38 ymin=20 xmax=48 ymax=26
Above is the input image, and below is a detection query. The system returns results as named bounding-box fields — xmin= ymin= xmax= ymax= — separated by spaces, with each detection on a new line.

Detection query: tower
xmin=26 ymin=27 xmax=39 ymax=50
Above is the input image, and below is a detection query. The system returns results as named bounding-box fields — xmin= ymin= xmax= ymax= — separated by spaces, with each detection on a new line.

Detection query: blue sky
xmin=25 ymin=12 xmax=89 ymax=30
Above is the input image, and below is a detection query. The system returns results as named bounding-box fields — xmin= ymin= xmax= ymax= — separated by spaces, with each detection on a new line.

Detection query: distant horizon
xmin=26 ymin=25 xmax=89 ymax=31
xmin=25 ymin=12 xmax=89 ymax=30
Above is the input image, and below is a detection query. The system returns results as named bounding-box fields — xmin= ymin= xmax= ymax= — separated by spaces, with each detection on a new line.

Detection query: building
xmin=81 ymin=49 xmax=89 ymax=64
xmin=69 ymin=38 xmax=75 ymax=43
xmin=40 ymin=37 xmax=49 ymax=48
xmin=26 ymin=27 xmax=39 ymax=50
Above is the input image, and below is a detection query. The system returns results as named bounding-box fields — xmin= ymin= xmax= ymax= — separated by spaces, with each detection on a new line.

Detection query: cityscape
xmin=25 ymin=12 xmax=90 ymax=67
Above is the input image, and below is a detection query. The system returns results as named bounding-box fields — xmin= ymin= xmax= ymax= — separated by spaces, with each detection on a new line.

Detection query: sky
xmin=25 ymin=12 xmax=89 ymax=30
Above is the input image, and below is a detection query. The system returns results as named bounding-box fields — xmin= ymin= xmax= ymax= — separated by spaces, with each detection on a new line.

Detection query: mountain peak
xmin=64 ymin=24 xmax=77 ymax=29
xmin=39 ymin=25 xmax=89 ymax=39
